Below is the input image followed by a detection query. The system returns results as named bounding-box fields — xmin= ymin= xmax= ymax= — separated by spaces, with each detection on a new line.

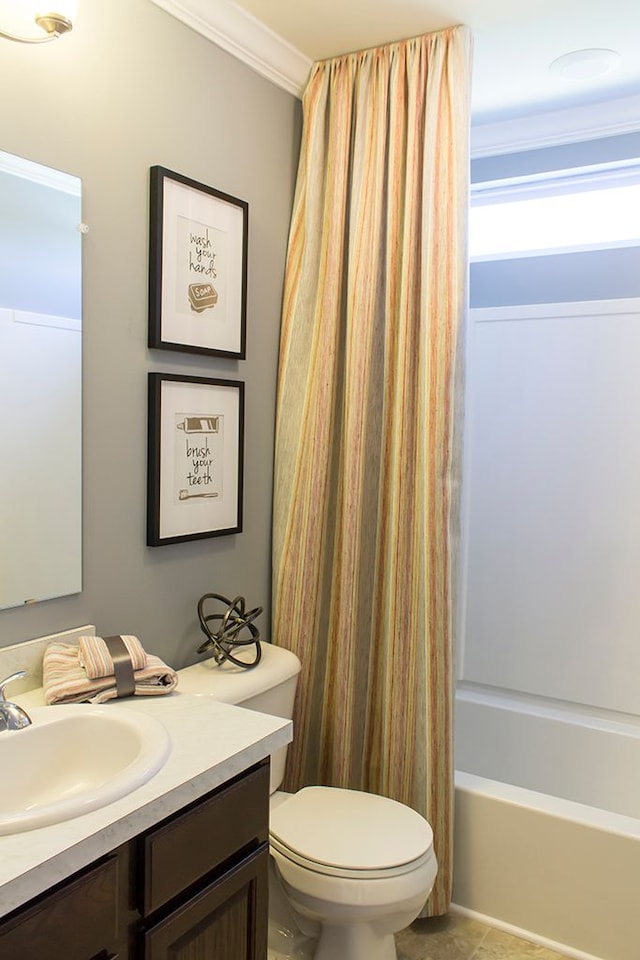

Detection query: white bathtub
xmin=452 ymin=687 xmax=640 ymax=960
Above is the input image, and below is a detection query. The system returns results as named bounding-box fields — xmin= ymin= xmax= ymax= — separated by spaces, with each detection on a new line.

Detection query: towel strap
xmin=103 ymin=635 xmax=136 ymax=698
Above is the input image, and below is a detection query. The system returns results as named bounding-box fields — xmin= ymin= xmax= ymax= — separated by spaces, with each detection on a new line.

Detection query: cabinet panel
xmin=0 ymin=856 xmax=118 ymax=960
xmin=142 ymin=844 xmax=268 ymax=960
xmin=142 ymin=762 xmax=269 ymax=915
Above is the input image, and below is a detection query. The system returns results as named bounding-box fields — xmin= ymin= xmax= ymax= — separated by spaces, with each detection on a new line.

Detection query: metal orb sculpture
xmin=197 ymin=593 xmax=262 ymax=668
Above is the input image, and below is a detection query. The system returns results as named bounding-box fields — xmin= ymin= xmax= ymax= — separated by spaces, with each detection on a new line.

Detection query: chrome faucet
xmin=0 ymin=671 xmax=32 ymax=731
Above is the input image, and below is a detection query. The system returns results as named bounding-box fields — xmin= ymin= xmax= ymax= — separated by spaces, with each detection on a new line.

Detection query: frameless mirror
xmin=0 ymin=150 xmax=82 ymax=609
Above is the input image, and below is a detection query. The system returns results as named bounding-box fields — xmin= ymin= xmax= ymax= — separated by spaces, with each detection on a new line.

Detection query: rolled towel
xmin=79 ymin=634 xmax=147 ymax=679
xmin=43 ymin=641 xmax=178 ymax=705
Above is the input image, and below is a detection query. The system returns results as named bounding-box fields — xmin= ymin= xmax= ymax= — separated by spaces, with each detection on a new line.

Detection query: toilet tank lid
xmin=270 ymin=786 xmax=433 ymax=871
xmin=176 ymin=642 xmax=301 ymax=704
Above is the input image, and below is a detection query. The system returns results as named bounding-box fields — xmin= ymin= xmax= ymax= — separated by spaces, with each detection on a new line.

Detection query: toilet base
xmin=268 ymin=862 xmax=400 ymax=960
xmin=314 ymin=922 xmax=397 ymax=960
xmin=270 ymin=847 xmax=435 ymax=960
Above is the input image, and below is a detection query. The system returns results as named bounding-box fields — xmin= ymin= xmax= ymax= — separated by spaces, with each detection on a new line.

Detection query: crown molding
xmin=471 ymin=93 xmax=640 ymax=158
xmin=149 ymin=0 xmax=311 ymax=98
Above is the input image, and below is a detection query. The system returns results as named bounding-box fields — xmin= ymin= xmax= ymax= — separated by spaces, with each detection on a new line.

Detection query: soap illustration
xmin=188 ymin=282 xmax=218 ymax=313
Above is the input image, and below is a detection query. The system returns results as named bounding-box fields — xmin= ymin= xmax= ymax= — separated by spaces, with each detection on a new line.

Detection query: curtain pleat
xmin=272 ymin=25 xmax=472 ymax=916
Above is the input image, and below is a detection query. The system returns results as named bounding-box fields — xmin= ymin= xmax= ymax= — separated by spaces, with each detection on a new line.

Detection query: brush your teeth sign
xmin=173 ymin=413 xmax=224 ymax=502
xmin=150 ymin=374 xmax=243 ymax=545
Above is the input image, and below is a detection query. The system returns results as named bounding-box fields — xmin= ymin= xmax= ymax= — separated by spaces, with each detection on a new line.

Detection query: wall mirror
xmin=0 ymin=150 xmax=82 ymax=610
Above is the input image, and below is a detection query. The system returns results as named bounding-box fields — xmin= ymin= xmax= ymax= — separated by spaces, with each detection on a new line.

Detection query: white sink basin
xmin=0 ymin=704 xmax=170 ymax=834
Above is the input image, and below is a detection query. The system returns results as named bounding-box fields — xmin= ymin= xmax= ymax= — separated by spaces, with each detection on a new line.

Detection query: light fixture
xmin=549 ymin=48 xmax=621 ymax=82
xmin=0 ymin=1 xmax=79 ymax=43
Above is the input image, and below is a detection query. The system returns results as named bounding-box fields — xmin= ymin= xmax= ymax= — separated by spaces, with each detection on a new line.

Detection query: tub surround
xmin=0 ymin=682 xmax=291 ymax=918
xmin=455 ymin=685 xmax=640 ymax=818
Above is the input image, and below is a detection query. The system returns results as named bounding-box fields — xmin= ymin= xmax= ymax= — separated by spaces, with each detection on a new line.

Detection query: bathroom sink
xmin=0 ymin=704 xmax=171 ymax=834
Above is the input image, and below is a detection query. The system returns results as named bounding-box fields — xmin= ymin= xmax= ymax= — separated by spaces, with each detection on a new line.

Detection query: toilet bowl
xmin=177 ymin=643 xmax=437 ymax=960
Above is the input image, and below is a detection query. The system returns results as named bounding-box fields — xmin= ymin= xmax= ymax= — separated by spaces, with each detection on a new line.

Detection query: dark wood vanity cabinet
xmin=0 ymin=760 xmax=270 ymax=960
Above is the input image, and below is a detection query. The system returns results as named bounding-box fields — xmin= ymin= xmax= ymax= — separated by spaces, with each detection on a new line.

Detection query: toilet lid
xmin=269 ymin=786 xmax=433 ymax=873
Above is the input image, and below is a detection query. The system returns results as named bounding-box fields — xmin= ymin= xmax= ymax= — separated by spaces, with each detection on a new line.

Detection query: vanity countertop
xmin=0 ymin=688 xmax=291 ymax=919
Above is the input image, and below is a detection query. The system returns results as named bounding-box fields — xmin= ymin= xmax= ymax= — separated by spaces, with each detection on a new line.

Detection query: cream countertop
xmin=0 ymin=689 xmax=291 ymax=918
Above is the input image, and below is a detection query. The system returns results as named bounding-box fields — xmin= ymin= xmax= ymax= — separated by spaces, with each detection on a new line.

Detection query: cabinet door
xmin=0 ymin=856 xmax=119 ymax=960
xmin=142 ymin=844 xmax=268 ymax=960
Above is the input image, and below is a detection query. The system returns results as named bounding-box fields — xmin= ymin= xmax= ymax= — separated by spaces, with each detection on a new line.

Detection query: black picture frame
xmin=147 ymin=373 xmax=244 ymax=546
xmin=148 ymin=166 xmax=248 ymax=358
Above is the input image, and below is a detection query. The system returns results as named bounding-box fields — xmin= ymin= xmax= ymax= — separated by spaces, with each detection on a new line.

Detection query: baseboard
xmin=450 ymin=902 xmax=604 ymax=960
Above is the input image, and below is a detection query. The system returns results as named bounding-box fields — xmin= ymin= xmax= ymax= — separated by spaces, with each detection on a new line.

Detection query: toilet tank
xmin=177 ymin=642 xmax=301 ymax=793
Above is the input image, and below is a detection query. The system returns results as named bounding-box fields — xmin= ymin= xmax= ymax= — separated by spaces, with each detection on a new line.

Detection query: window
xmin=470 ymin=159 xmax=640 ymax=261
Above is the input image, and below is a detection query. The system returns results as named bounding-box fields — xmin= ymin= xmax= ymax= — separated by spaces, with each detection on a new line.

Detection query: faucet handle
xmin=0 ymin=671 xmax=27 ymax=701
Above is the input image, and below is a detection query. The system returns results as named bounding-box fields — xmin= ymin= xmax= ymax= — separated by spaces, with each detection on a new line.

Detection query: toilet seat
xmin=269 ymin=786 xmax=434 ymax=880
xmin=271 ymin=836 xmax=435 ymax=880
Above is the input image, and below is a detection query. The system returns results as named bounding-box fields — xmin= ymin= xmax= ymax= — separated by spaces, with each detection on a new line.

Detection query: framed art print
xmin=148 ymin=166 xmax=248 ymax=358
xmin=147 ymin=373 xmax=244 ymax=545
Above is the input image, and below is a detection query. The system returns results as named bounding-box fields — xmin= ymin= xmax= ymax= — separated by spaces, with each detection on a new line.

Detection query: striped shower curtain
xmin=272 ymin=25 xmax=471 ymax=915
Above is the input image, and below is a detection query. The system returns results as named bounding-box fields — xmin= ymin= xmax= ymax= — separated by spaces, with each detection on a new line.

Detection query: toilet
xmin=177 ymin=642 xmax=437 ymax=960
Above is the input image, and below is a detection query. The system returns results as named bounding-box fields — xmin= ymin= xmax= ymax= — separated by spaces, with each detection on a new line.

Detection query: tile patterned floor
xmin=396 ymin=913 xmax=572 ymax=960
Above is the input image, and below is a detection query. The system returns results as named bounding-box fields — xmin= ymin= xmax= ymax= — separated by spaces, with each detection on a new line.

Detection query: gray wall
xmin=0 ymin=0 xmax=301 ymax=665
xmin=471 ymin=132 xmax=640 ymax=307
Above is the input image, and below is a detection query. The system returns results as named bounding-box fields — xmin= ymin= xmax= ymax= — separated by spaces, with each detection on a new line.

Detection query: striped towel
xmin=79 ymin=634 xmax=146 ymax=679
xmin=43 ymin=641 xmax=178 ymax=705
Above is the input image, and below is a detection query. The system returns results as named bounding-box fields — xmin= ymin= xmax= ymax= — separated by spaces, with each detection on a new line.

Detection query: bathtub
xmin=452 ymin=686 xmax=640 ymax=960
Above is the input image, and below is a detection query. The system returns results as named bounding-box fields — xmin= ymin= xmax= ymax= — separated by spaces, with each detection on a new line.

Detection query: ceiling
xmin=227 ymin=0 xmax=640 ymax=122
